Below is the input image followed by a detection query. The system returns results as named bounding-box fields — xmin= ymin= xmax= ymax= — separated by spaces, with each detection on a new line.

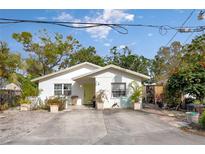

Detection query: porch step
xmin=67 ymin=105 xmax=95 ymax=110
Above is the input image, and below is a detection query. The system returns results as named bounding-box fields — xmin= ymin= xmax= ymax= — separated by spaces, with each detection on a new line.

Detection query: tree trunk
xmin=176 ymin=93 xmax=185 ymax=111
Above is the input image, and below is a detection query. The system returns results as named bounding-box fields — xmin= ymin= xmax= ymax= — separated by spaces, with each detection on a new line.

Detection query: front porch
xmin=74 ymin=76 xmax=96 ymax=106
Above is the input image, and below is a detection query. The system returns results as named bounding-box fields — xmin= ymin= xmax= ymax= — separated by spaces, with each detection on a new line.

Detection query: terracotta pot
xmin=191 ymin=113 xmax=200 ymax=124
xmin=133 ymin=102 xmax=142 ymax=110
xmin=71 ymin=96 xmax=78 ymax=105
xmin=96 ymin=102 xmax=104 ymax=110
xmin=50 ymin=105 xmax=59 ymax=113
xmin=20 ymin=104 xmax=31 ymax=111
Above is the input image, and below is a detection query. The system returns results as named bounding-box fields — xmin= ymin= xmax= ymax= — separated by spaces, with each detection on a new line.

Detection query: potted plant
xmin=19 ymin=98 xmax=31 ymax=111
xmin=130 ymin=81 xmax=143 ymax=110
xmin=71 ymin=95 xmax=78 ymax=105
xmin=95 ymin=90 xmax=107 ymax=110
xmin=46 ymin=97 xmax=65 ymax=113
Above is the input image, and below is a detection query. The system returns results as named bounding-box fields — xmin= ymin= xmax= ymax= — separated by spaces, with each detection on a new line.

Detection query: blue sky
xmin=0 ymin=9 xmax=204 ymax=59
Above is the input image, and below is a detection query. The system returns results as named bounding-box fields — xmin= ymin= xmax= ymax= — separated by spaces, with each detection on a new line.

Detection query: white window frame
xmin=111 ymin=82 xmax=126 ymax=98
xmin=54 ymin=83 xmax=72 ymax=96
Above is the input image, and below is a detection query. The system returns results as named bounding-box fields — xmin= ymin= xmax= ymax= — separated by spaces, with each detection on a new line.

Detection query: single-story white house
xmin=32 ymin=62 xmax=150 ymax=109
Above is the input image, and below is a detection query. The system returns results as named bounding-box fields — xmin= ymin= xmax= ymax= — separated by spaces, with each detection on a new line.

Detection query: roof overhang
xmin=73 ymin=64 xmax=150 ymax=81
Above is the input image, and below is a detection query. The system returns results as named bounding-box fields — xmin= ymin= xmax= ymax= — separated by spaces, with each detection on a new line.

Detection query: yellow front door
xmin=83 ymin=83 xmax=95 ymax=105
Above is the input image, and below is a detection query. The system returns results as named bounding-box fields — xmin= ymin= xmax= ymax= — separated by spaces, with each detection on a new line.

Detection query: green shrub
xmin=130 ymin=81 xmax=142 ymax=103
xmin=17 ymin=74 xmax=39 ymax=98
xmin=18 ymin=98 xmax=31 ymax=104
xmin=199 ymin=111 xmax=205 ymax=129
xmin=202 ymin=98 xmax=205 ymax=104
xmin=36 ymin=102 xmax=49 ymax=111
xmin=45 ymin=97 xmax=65 ymax=111
xmin=31 ymin=99 xmax=45 ymax=110
xmin=164 ymin=85 xmax=181 ymax=108
xmin=194 ymin=100 xmax=201 ymax=105
xmin=0 ymin=103 xmax=9 ymax=111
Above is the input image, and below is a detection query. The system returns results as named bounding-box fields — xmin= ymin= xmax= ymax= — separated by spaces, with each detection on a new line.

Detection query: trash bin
xmin=191 ymin=112 xmax=199 ymax=124
xmin=186 ymin=112 xmax=199 ymax=124
xmin=186 ymin=112 xmax=192 ymax=123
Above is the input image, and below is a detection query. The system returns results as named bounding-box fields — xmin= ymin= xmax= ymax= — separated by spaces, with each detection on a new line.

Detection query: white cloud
xmin=84 ymin=10 xmax=135 ymax=39
xmin=86 ymin=26 xmax=111 ymax=39
xmin=104 ymin=43 xmax=111 ymax=47
xmin=147 ymin=33 xmax=153 ymax=37
xmin=119 ymin=45 xmax=126 ymax=49
xmin=53 ymin=12 xmax=73 ymax=21
xmin=37 ymin=17 xmax=47 ymax=20
xmin=53 ymin=12 xmax=82 ymax=27
xmin=118 ymin=42 xmax=136 ymax=49
xmin=52 ymin=10 xmax=135 ymax=39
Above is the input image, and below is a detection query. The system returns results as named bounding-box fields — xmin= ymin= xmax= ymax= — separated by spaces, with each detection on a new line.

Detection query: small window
xmin=54 ymin=84 xmax=72 ymax=96
xmin=111 ymin=83 xmax=126 ymax=97
xmin=54 ymin=84 xmax=62 ymax=95
xmin=63 ymin=84 xmax=72 ymax=96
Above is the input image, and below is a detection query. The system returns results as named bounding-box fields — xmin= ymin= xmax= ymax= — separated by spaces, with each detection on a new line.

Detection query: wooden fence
xmin=0 ymin=89 xmax=21 ymax=106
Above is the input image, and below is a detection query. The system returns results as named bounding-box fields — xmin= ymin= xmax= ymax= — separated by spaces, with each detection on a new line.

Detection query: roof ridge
xmin=73 ymin=64 xmax=150 ymax=80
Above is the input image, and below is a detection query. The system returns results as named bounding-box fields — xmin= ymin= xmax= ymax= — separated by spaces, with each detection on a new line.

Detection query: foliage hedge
xmin=18 ymin=98 xmax=31 ymax=104
xmin=0 ymin=103 xmax=9 ymax=111
xmin=199 ymin=111 xmax=205 ymax=129
xmin=17 ymin=74 xmax=39 ymax=98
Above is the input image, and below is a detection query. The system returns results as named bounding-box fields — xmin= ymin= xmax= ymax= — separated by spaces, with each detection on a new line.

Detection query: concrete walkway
xmin=3 ymin=109 xmax=205 ymax=145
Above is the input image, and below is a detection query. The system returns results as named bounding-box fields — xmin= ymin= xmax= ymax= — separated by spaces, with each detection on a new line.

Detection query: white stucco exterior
xmin=94 ymin=68 xmax=142 ymax=108
xmin=32 ymin=62 xmax=150 ymax=109
xmin=38 ymin=64 xmax=99 ymax=105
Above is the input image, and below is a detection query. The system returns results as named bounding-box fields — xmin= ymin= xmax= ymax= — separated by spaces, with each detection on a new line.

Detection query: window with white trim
xmin=63 ymin=84 xmax=72 ymax=96
xmin=111 ymin=83 xmax=126 ymax=97
xmin=54 ymin=84 xmax=62 ymax=95
xmin=54 ymin=84 xmax=71 ymax=96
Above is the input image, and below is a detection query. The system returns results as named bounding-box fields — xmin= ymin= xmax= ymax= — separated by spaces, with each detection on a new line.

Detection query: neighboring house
xmin=0 ymin=82 xmax=21 ymax=94
xmin=0 ymin=83 xmax=21 ymax=106
xmin=32 ymin=62 xmax=150 ymax=109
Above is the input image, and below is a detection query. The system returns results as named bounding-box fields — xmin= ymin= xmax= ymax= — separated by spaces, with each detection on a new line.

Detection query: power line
xmin=183 ymin=32 xmax=194 ymax=44
xmin=0 ymin=18 xmax=157 ymax=35
xmin=165 ymin=9 xmax=195 ymax=46
xmin=0 ymin=16 xmax=205 ymax=36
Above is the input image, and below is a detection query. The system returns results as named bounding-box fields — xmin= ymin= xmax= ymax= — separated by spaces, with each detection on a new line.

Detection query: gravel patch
xmin=0 ymin=108 xmax=55 ymax=144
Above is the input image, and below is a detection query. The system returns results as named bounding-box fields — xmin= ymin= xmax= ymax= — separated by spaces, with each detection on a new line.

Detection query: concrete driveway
xmin=4 ymin=109 xmax=205 ymax=145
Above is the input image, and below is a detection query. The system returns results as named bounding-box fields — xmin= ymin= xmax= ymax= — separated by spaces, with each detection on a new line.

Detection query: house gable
xmin=73 ymin=64 xmax=150 ymax=81
xmin=31 ymin=62 xmax=101 ymax=82
xmin=37 ymin=63 xmax=100 ymax=102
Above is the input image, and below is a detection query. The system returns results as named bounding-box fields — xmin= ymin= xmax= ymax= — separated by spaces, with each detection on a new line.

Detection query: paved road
xmin=5 ymin=109 xmax=205 ymax=144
